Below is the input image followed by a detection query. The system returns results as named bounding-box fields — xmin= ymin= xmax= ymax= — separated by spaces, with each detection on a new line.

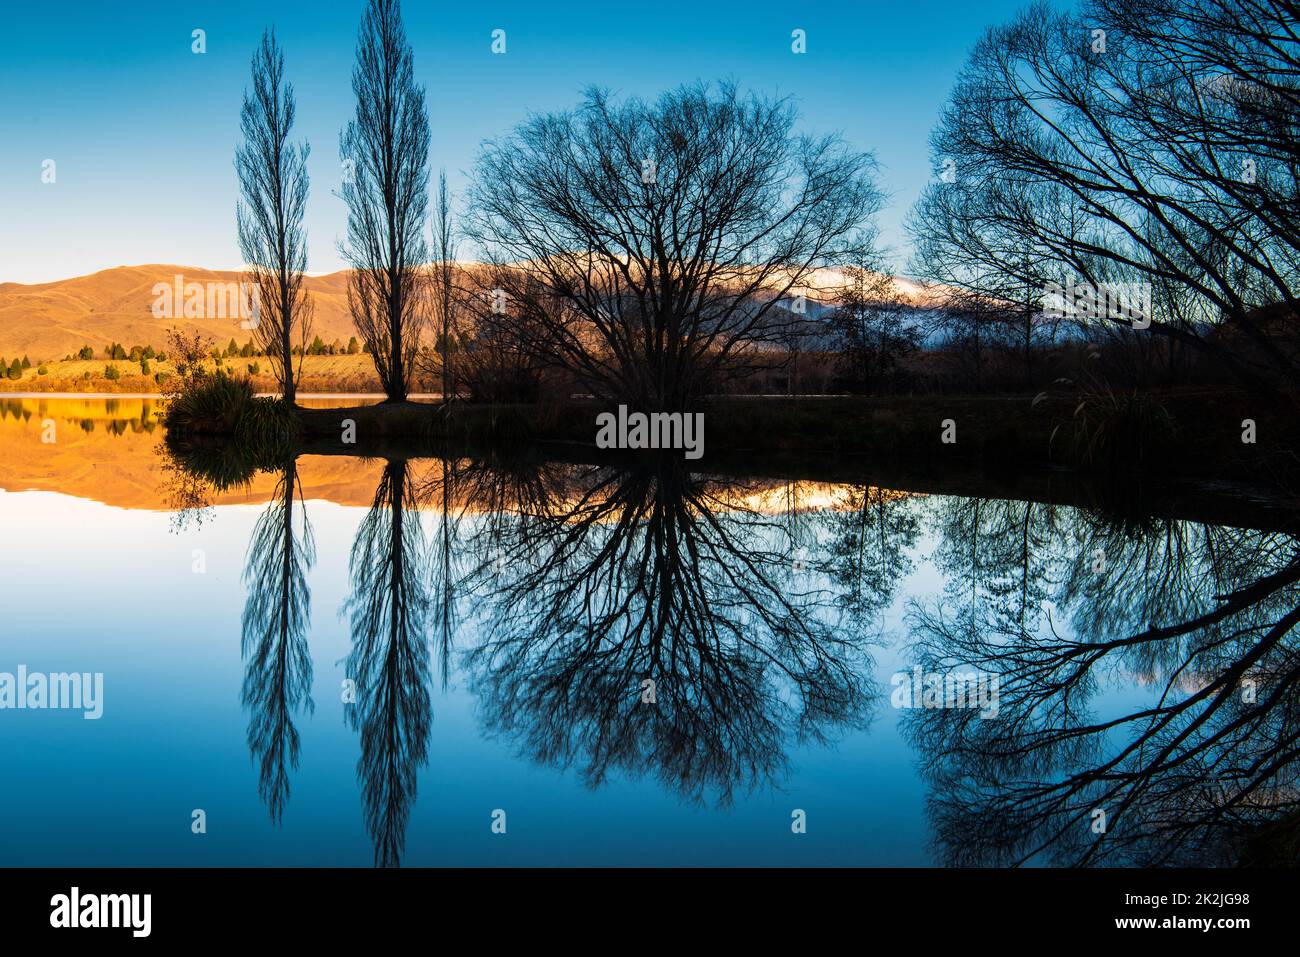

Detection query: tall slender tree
xmin=339 ymin=0 xmax=431 ymax=402
xmin=235 ymin=29 xmax=312 ymax=405
xmin=431 ymin=170 xmax=458 ymax=404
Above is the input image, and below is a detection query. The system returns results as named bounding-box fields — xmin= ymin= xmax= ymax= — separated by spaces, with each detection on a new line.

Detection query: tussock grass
xmin=163 ymin=371 xmax=298 ymax=461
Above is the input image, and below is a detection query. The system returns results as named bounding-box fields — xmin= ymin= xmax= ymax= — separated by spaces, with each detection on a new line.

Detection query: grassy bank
xmin=0 ymin=353 xmax=384 ymax=394
xmin=156 ymin=392 xmax=1300 ymax=535
xmin=289 ymin=389 xmax=1298 ymax=487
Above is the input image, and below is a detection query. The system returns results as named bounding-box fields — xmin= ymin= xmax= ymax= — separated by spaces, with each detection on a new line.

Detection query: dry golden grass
xmin=0 ymin=354 xmax=387 ymax=394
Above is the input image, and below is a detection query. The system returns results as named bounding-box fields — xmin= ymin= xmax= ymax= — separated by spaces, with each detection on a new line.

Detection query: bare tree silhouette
xmin=235 ymin=28 xmax=312 ymax=404
xmin=429 ymin=170 xmax=459 ymax=404
xmin=908 ymin=0 xmax=1300 ymax=400
xmin=465 ymin=82 xmax=883 ymax=410
xmin=339 ymin=0 xmax=430 ymax=401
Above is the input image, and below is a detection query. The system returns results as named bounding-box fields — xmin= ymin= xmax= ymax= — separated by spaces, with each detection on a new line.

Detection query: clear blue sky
xmin=0 ymin=0 xmax=1032 ymax=284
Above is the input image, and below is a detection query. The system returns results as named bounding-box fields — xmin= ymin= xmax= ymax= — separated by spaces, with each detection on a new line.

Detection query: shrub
xmin=163 ymin=371 xmax=298 ymax=460
xmin=37 ymin=365 xmax=48 ymax=376
xmin=104 ymin=364 xmax=121 ymax=381
xmin=1054 ymin=376 xmax=1178 ymax=474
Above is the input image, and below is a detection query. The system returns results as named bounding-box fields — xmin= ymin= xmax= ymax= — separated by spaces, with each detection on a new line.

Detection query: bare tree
xmin=340 ymin=0 xmax=430 ymax=402
xmin=431 ymin=170 xmax=458 ymax=403
xmin=465 ymin=82 xmax=882 ymax=411
xmin=235 ymin=29 xmax=312 ymax=405
xmin=907 ymin=0 xmax=1300 ymax=401
xmin=830 ymin=265 xmax=920 ymax=393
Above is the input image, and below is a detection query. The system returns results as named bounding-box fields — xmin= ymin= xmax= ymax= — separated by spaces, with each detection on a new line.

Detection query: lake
xmin=1 ymin=396 xmax=1297 ymax=867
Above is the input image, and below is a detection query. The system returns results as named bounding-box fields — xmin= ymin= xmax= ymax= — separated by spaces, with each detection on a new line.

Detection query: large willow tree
xmin=907 ymin=0 xmax=1300 ymax=400
xmin=465 ymin=82 xmax=883 ymax=411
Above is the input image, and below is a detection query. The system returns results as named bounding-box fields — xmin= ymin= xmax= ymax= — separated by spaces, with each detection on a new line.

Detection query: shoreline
xmin=0 ymin=391 xmax=443 ymax=400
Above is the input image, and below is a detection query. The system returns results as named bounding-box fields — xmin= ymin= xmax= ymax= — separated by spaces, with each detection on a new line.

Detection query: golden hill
xmin=0 ymin=261 xmax=957 ymax=363
xmin=0 ymin=265 xmax=357 ymax=360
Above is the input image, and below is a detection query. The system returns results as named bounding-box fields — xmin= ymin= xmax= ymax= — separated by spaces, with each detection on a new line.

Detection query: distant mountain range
xmin=0 ymin=265 xmax=357 ymax=359
xmin=0 ymin=263 xmax=955 ymax=360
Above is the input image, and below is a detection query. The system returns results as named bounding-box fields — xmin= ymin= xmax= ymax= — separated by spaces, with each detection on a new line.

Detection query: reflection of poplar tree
xmin=240 ymin=458 xmax=316 ymax=823
xmin=428 ymin=456 xmax=465 ymax=690
xmin=342 ymin=460 xmax=431 ymax=866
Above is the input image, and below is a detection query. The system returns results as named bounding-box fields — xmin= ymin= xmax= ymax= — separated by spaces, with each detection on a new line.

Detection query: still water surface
xmin=1 ymin=396 xmax=1297 ymax=866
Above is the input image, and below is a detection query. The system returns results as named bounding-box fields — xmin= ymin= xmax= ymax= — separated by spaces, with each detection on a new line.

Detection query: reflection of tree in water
xmin=821 ymin=485 xmax=921 ymax=623
xmin=241 ymin=458 xmax=315 ymax=823
xmin=416 ymin=450 xmax=568 ymax=692
xmin=341 ymin=459 xmax=432 ymax=867
xmin=159 ymin=442 xmax=318 ymax=825
xmin=929 ymin=496 xmax=1065 ymax=636
xmin=460 ymin=455 xmax=879 ymax=805
xmin=904 ymin=504 xmax=1300 ymax=866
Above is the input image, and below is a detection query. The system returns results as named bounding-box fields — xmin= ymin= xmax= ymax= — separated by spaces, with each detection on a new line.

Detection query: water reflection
xmin=240 ymin=458 xmax=315 ymax=824
xmin=342 ymin=460 xmax=433 ymax=867
xmin=154 ymin=432 xmax=1300 ymax=867
xmin=448 ymin=455 xmax=878 ymax=806
xmin=905 ymin=507 xmax=1300 ymax=866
